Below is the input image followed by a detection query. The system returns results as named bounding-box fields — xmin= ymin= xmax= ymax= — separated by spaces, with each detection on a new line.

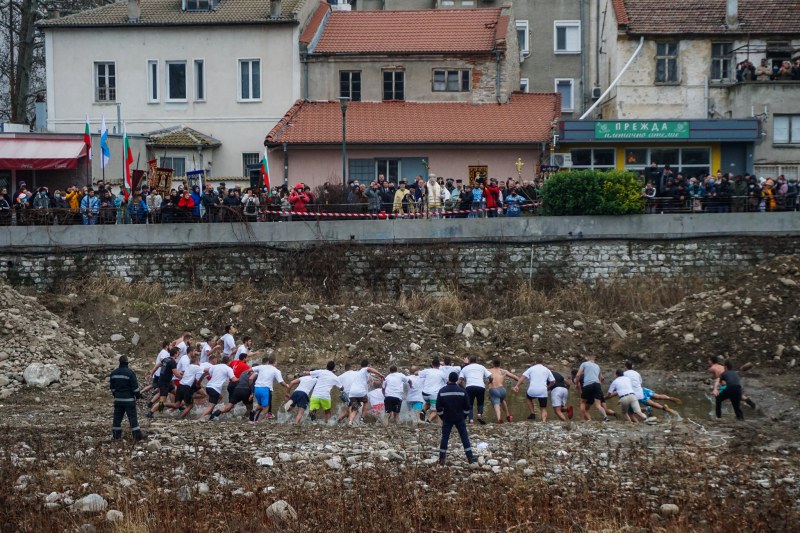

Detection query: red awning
xmin=0 ymin=138 xmax=87 ymax=170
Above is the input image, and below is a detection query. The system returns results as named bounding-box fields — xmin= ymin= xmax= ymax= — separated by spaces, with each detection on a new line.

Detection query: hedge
xmin=540 ymin=169 xmax=644 ymax=216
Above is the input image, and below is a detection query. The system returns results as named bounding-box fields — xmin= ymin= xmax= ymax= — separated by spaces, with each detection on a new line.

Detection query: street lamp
xmin=338 ymin=96 xmax=350 ymax=189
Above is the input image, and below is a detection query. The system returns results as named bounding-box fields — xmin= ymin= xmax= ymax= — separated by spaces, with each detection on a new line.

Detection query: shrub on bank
xmin=540 ymin=170 xmax=644 ymax=216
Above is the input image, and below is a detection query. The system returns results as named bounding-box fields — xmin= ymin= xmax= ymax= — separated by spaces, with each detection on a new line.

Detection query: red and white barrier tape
xmin=264 ymin=203 xmax=539 ymax=219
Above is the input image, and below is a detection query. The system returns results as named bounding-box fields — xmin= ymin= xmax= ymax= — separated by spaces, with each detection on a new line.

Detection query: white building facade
xmin=41 ymin=0 xmax=319 ymax=185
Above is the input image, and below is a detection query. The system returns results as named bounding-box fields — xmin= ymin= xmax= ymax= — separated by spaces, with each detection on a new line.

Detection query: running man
xmin=382 ymin=366 xmax=409 ymax=424
xmin=146 ymin=347 xmax=181 ymax=418
xmin=210 ymin=367 xmax=255 ymax=422
xmin=606 ymin=369 xmax=652 ymax=424
xmin=249 ymin=356 xmax=290 ymax=423
xmin=309 ymin=361 xmax=343 ymax=422
xmin=436 ymin=372 xmax=477 ymax=466
xmin=335 ymin=364 xmax=357 ymax=423
xmin=440 ymin=356 xmax=461 ymax=380
xmin=488 ymin=359 xmax=520 ymax=423
xmin=713 ymin=359 xmax=745 ymax=420
xmin=548 ymin=370 xmax=571 ymax=421
xmin=142 ymin=340 xmax=172 ymax=401
xmin=285 ymin=373 xmax=318 ymax=425
xmin=514 ymin=358 xmax=555 ymax=422
xmin=406 ymin=366 xmax=425 ymax=421
xmin=708 ymin=356 xmax=755 ymax=409
xmin=172 ymin=352 xmax=203 ymax=419
xmin=218 ymin=325 xmax=237 ymax=359
xmin=574 ymin=354 xmax=609 ymax=422
xmin=346 ymin=359 xmax=385 ymax=425
xmin=419 ymin=358 xmax=446 ymax=423
xmin=198 ymin=354 xmax=238 ymax=420
xmin=459 ymin=355 xmax=492 ymax=424
xmin=199 ymin=336 xmax=220 ymax=364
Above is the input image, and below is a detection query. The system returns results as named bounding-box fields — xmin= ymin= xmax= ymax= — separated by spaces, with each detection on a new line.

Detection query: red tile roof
xmin=299 ymin=1 xmax=330 ymax=46
xmin=611 ymin=0 xmax=629 ymax=25
xmin=312 ymin=8 xmax=506 ymax=55
xmin=265 ymin=94 xmax=561 ymax=146
xmin=619 ymin=0 xmax=800 ymax=35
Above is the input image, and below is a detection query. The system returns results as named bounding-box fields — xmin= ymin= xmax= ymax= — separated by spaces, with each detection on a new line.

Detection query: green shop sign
xmin=595 ymin=121 xmax=690 ymax=140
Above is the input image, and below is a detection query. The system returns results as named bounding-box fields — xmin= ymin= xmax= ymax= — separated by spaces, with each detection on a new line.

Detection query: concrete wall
xmin=2 ymin=214 xmax=799 ymax=293
xmin=45 ymin=24 xmax=302 ymax=179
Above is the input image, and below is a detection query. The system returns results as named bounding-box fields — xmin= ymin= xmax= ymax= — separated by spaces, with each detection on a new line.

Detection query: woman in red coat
xmin=484 ymin=178 xmax=501 ymax=218
xmin=288 ymin=184 xmax=310 ymax=213
xmin=177 ymin=190 xmax=195 ymax=222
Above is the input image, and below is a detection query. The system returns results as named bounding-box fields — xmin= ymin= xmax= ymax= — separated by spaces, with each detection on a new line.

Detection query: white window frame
xmin=555 ymin=78 xmax=574 ymax=112
xmin=165 ymin=60 xmax=188 ymax=102
xmin=94 ymin=61 xmax=116 ymax=102
xmin=238 ymin=58 xmax=262 ymax=102
xmin=554 ymin=20 xmax=581 ymax=54
xmin=774 ymin=115 xmax=800 ymax=145
xmin=194 ymin=58 xmax=205 ymax=102
xmin=516 ymin=20 xmax=530 ymax=56
xmin=147 ymin=60 xmax=159 ymax=103
xmin=569 ymin=148 xmax=617 ymax=170
xmin=520 ymin=78 xmax=530 ymax=93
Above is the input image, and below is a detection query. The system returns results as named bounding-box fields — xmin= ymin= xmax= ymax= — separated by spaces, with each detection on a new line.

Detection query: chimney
xmin=270 ymin=0 xmax=282 ymax=18
xmin=128 ymin=0 xmax=141 ymax=23
xmin=726 ymin=0 xmax=739 ymax=28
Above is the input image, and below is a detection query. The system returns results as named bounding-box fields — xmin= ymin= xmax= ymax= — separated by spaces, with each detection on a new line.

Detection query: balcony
xmin=726 ymin=81 xmax=800 ymax=118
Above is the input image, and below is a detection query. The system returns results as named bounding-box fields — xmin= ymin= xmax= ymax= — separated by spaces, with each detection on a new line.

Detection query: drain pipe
xmin=301 ymin=51 xmax=309 ymax=101
xmin=580 ymin=36 xmax=645 ymax=119
xmin=495 ymin=49 xmax=502 ymax=103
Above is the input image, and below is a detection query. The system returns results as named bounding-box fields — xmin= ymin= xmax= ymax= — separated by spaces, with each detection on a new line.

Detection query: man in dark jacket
xmin=436 ymin=372 xmax=477 ymax=466
xmin=110 ymin=355 xmax=145 ymax=440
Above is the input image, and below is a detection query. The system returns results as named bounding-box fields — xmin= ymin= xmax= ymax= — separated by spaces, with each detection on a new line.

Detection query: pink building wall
xmin=267 ymin=145 xmax=543 ymax=190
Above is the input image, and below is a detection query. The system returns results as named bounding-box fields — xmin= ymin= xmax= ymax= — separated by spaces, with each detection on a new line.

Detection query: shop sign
xmin=595 ymin=121 xmax=690 ymax=140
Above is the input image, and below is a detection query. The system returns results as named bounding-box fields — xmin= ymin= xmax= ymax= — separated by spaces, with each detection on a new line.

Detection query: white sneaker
xmin=283 ymin=400 xmax=293 ymax=412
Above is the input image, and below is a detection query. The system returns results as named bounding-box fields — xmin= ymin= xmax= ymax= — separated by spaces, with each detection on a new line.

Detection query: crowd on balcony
xmin=736 ymin=58 xmax=800 ymax=82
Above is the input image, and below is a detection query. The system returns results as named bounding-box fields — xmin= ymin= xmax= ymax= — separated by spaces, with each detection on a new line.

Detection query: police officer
xmin=436 ymin=371 xmax=477 ymax=466
xmin=110 ymin=355 xmax=145 ymax=440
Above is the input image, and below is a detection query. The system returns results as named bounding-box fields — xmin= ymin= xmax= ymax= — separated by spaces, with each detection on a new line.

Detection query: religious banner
xmin=131 ymin=169 xmax=146 ymax=193
xmin=187 ymin=169 xmax=204 ymax=192
xmin=467 ymin=165 xmax=488 ymax=188
xmin=149 ymin=167 xmax=173 ymax=197
xmin=595 ymin=121 xmax=690 ymax=140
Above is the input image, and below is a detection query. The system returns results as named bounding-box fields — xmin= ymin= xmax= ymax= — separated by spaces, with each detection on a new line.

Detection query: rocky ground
xmin=1 ymin=256 xmax=800 ymax=531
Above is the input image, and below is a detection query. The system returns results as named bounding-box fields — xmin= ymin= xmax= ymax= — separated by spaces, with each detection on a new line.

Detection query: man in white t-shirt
xmin=199 ymin=337 xmax=219 ymax=364
xmin=335 ymin=364 xmax=358 ymax=423
xmin=346 ymin=359 xmax=385 ymax=425
xmin=309 ymin=361 xmax=343 ymax=422
xmin=248 ymin=356 xmax=290 ymax=423
xmin=419 ymin=358 xmax=446 ymax=423
xmin=142 ymin=340 xmax=171 ymax=400
xmin=198 ymin=354 xmax=238 ymax=420
xmin=439 ymin=356 xmax=461 ymax=382
xmin=234 ymin=336 xmax=261 ymax=362
xmin=406 ymin=366 xmax=425 ymax=420
xmin=606 ymin=369 xmax=651 ymax=423
xmin=218 ymin=325 xmax=237 ymax=358
xmin=285 ymin=374 xmax=318 ymax=425
xmin=173 ymin=332 xmax=192 ymax=358
xmin=172 ymin=353 xmax=204 ymax=419
xmin=382 ymin=366 xmax=410 ymax=424
xmin=458 ymin=355 xmax=492 ymax=424
xmin=514 ymin=358 xmax=555 ymax=422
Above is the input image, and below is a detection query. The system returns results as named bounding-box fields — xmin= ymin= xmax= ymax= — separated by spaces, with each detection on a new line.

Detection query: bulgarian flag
xmin=83 ymin=114 xmax=92 ymax=160
xmin=261 ymin=148 xmax=270 ymax=189
xmin=123 ymin=124 xmax=133 ymax=201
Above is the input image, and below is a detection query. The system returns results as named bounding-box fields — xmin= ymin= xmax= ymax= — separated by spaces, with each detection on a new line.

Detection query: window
xmin=194 ymin=59 xmax=205 ymax=101
xmin=555 ymin=79 xmax=574 ymax=112
xmin=95 ymin=62 xmax=116 ymax=102
xmin=623 ymin=147 xmax=711 ymax=178
xmin=376 ymin=159 xmax=400 ymax=182
xmin=711 ymin=43 xmax=733 ymax=81
xmin=520 ymin=78 xmax=529 ymax=93
xmin=774 ymin=116 xmax=800 ymax=144
xmin=159 ymin=157 xmax=186 ymax=177
xmin=554 ymin=21 xmax=580 ymax=53
xmin=383 ymin=70 xmax=404 ymax=101
xmin=185 ymin=0 xmax=210 ymax=11
xmin=340 ymin=71 xmax=361 ymax=102
xmin=766 ymin=42 xmax=792 ymax=70
xmin=516 ymin=20 xmax=530 ymax=56
xmin=432 ymin=69 xmax=470 ymax=92
xmin=166 ymin=61 xmax=187 ymax=101
xmin=147 ymin=60 xmax=158 ymax=103
xmin=242 ymin=153 xmax=260 ymax=176
xmin=570 ymin=148 xmax=616 ymax=170
xmin=348 ymin=159 xmax=374 ymax=183
xmin=655 ymin=42 xmax=679 ymax=83
xmin=239 ymin=59 xmax=261 ymax=101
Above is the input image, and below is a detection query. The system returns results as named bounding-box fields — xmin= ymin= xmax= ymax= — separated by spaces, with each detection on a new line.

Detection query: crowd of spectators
xmin=640 ymin=162 xmax=798 ymax=213
xmin=736 ymin=58 xmax=800 ymax=82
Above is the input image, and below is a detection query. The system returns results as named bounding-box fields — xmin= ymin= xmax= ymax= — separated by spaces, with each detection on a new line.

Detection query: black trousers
xmin=466 ymin=386 xmax=486 ymax=420
xmin=716 ymin=385 xmax=744 ymax=420
xmin=112 ymin=402 xmax=142 ymax=439
xmin=439 ymin=419 xmax=475 ymax=461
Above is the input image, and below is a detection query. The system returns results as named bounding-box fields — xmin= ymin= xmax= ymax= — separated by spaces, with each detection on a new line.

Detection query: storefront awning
xmin=0 ymin=138 xmax=87 ymax=170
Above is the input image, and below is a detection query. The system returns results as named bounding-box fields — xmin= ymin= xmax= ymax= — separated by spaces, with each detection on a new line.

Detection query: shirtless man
xmin=708 ymin=356 xmax=755 ymax=409
xmin=488 ymin=359 xmax=520 ymax=423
